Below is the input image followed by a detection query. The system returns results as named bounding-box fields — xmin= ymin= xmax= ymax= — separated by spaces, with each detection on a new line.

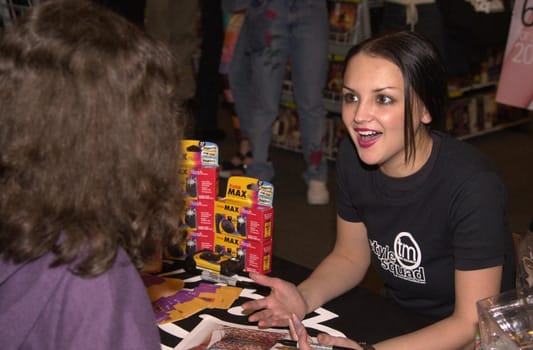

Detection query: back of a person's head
xmin=0 ymin=0 xmax=185 ymax=276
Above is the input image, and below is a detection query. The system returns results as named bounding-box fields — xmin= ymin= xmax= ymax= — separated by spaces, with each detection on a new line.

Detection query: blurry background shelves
xmin=446 ymin=81 xmax=532 ymax=141
xmin=272 ymin=0 xmax=532 ymax=161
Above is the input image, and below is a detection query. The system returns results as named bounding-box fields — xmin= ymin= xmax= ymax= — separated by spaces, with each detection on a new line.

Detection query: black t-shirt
xmin=336 ymin=131 xmax=515 ymax=319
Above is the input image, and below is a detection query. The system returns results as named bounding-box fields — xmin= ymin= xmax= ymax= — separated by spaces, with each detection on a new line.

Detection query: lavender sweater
xmin=0 ymin=247 xmax=160 ymax=350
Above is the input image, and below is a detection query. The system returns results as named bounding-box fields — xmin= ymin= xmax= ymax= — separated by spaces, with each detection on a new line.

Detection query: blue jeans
xmin=229 ymin=0 xmax=329 ymax=183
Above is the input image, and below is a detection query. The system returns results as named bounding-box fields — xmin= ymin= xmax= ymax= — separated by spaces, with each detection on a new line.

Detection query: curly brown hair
xmin=0 ymin=0 xmax=186 ymax=277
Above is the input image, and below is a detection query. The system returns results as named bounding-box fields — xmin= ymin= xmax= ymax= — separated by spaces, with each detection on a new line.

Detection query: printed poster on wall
xmin=495 ymin=0 xmax=533 ymax=111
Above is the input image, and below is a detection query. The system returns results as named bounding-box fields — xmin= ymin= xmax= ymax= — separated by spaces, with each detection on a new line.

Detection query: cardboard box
xmin=181 ymin=198 xmax=215 ymax=232
xmin=182 ymin=229 xmax=214 ymax=255
xmin=167 ymin=140 xmax=220 ymax=261
xmin=214 ymin=201 xmax=273 ymax=242
xmin=169 ymin=174 xmax=275 ymax=274
xmin=214 ymin=232 xmax=273 ymax=274
xmin=166 ymin=196 xmax=216 ymax=260
xmin=222 ymin=176 xmax=274 ymax=209
xmin=165 ymin=227 xmax=214 ymax=261
xmin=178 ymin=140 xmax=219 ymax=201
xmin=180 ymin=139 xmax=218 ymax=168
xmin=213 ymin=176 xmax=274 ymax=273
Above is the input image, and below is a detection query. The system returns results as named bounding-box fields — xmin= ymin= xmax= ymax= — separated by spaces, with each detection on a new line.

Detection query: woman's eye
xmin=343 ymin=93 xmax=358 ymax=103
xmin=377 ymin=95 xmax=393 ymax=104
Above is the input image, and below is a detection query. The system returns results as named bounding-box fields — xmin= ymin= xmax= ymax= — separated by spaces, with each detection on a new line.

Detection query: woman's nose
xmin=352 ymin=100 xmax=373 ymax=124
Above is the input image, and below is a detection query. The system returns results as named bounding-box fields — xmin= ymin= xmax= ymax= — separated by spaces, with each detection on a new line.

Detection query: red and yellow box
xmin=178 ymin=140 xmax=219 ymax=201
xmin=213 ymin=232 xmax=273 ymax=274
xmin=214 ymin=176 xmax=274 ymax=241
xmin=214 ymin=201 xmax=273 ymax=242
xmin=213 ymin=176 xmax=274 ymax=273
xmin=167 ymin=196 xmax=217 ymax=260
xmin=181 ymin=198 xmax=215 ymax=232
xmin=169 ymin=140 xmax=220 ymax=260
xmin=165 ymin=227 xmax=214 ymax=260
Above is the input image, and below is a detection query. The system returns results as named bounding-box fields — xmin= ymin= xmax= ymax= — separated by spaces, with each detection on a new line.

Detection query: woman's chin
xmin=355 ymin=149 xmax=381 ymax=166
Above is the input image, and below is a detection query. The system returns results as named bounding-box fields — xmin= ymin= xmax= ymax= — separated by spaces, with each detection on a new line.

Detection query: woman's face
xmin=341 ymin=53 xmax=431 ymax=176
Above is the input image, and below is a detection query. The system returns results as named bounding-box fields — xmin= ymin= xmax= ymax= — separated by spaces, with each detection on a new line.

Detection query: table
xmin=158 ymin=256 xmax=437 ymax=349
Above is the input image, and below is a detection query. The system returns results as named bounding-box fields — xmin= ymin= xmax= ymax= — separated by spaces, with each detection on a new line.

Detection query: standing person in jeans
xmin=229 ymin=0 xmax=330 ymax=205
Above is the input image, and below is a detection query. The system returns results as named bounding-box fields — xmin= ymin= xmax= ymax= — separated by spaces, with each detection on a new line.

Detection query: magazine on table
xmin=175 ymin=314 xmax=291 ymax=350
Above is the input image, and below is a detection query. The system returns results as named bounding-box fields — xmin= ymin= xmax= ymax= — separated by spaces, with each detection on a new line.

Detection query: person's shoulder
xmin=62 ymin=248 xmax=141 ymax=297
xmin=98 ymin=247 xmax=141 ymax=283
xmin=432 ymin=131 xmax=507 ymax=197
xmin=434 ymin=131 xmax=497 ymax=174
xmin=0 ymin=251 xmax=66 ymax=286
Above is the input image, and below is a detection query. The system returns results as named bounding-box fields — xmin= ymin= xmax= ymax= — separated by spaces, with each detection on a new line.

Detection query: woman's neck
xmin=381 ymin=130 xmax=433 ymax=178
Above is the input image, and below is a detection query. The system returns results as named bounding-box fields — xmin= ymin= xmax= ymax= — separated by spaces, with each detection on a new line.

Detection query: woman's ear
xmin=413 ymin=98 xmax=432 ymax=125
xmin=421 ymin=107 xmax=432 ymax=125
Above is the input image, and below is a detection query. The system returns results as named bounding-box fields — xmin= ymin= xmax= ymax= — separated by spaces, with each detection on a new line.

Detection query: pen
xmin=277 ymin=339 xmax=354 ymax=350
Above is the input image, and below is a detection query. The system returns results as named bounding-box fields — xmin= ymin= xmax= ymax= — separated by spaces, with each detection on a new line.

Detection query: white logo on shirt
xmin=370 ymin=231 xmax=426 ymax=284
xmin=394 ymin=232 xmax=421 ymax=270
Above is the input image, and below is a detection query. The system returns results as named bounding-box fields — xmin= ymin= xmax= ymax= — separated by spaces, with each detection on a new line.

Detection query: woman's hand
xmin=288 ymin=314 xmax=363 ymax=350
xmin=240 ymin=272 xmax=308 ymax=328
xmin=289 ymin=313 xmax=312 ymax=350
xmin=316 ymin=333 xmax=365 ymax=350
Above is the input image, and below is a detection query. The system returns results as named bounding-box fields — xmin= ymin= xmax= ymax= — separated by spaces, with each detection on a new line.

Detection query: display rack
xmin=446 ymin=81 xmax=531 ymax=140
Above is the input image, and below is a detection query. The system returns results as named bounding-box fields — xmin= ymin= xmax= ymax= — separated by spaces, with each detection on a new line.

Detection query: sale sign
xmin=496 ymin=0 xmax=533 ymax=111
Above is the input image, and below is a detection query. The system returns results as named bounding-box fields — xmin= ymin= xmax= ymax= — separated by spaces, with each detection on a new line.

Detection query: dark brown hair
xmin=0 ymin=0 xmax=185 ymax=277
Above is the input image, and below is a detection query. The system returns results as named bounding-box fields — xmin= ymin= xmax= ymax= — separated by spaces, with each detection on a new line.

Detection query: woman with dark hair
xmin=238 ymin=31 xmax=515 ymax=349
xmin=0 ymin=1 xmax=185 ymax=348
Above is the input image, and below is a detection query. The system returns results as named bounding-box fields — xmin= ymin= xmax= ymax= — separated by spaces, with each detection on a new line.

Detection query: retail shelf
xmin=456 ymin=116 xmax=532 ymax=141
xmin=448 ymin=81 xmax=498 ymax=98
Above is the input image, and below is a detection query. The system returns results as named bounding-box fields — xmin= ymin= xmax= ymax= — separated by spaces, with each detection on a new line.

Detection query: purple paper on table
xmin=152 ymin=283 xmax=222 ymax=323
xmin=141 ymin=273 xmax=166 ymax=287
xmin=195 ymin=283 xmax=220 ymax=294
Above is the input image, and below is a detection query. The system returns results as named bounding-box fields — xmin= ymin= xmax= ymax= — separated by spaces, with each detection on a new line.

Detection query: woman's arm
xmin=375 ymin=266 xmax=502 ymax=349
xmin=316 ymin=266 xmax=503 ymax=350
xmin=298 ymin=216 xmax=372 ymax=313
xmin=240 ymin=216 xmax=371 ymax=327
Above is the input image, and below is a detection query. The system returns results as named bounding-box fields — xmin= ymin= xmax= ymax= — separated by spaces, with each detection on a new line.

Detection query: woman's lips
xmin=355 ymin=129 xmax=381 ymax=148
